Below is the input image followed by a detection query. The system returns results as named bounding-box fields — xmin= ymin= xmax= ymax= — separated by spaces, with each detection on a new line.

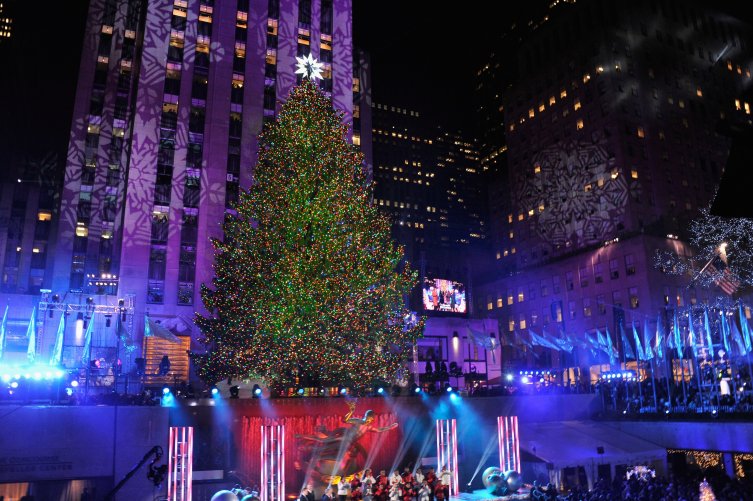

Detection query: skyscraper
xmin=371 ymin=103 xmax=489 ymax=313
xmin=51 ymin=0 xmax=361 ymax=352
xmin=0 ymin=1 xmax=12 ymax=42
xmin=476 ymin=0 xmax=752 ymax=366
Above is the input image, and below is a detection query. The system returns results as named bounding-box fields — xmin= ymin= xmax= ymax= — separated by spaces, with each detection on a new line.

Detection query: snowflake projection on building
xmin=295 ymin=53 xmax=324 ymax=80
xmin=514 ymin=139 xmax=629 ymax=249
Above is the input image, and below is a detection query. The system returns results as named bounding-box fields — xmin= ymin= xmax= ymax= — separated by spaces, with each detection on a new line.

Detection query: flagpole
xmin=649 ymin=356 xmax=658 ymax=412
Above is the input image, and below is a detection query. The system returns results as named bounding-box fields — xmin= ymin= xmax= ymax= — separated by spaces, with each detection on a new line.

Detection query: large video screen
xmin=422 ymin=278 xmax=466 ymax=314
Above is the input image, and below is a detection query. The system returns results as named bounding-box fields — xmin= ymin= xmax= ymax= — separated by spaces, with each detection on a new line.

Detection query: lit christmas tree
xmin=699 ymin=478 xmax=716 ymax=501
xmin=192 ymin=79 xmax=424 ymax=390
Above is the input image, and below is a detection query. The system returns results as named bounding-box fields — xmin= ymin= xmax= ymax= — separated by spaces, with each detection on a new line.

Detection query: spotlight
xmin=70 ymin=380 xmax=79 ymax=388
xmin=252 ymin=384 xmax=262 ymax=397
xmin=10 ymin=381 xmax=19 ymax=389
xmin=339 ymin=386 xmax=348 ymax=396
xmin=411 ymin=383 xmax=421 ymax=394
xmin=376 ymin=387 xmax=385 ymax=395
xmin=65 ymin=388 xmax=73 ymax=396
xmin=162 ymin=386 xmax=171 ymax=395
xmin=296 ymin=388 xmax=304 ymax=396
xmin=711 ymin=409 xmax=717 ymax=415
xmin=505 ymin=374 xmax=514 ymax=382
xmin=521 ymin=376 xmax=530 ymax=384
xmin=230 ymin=385 xmax=240 ymax=398
xmin=211 ymin=386 xmax=219 ymax=396
xmin=664 ymin=409 xmax=670 ymax=415
xmin=445 ymin=384 xmax=454 ymax=393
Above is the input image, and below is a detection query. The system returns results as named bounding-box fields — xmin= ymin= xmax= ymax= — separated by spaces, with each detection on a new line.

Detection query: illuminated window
xmin=75 ymin=225 xmax=88 ymax=238
xmin=611 ymin=169 xmax=619 ymax=179
xmin=511 ymin=247 xmax=516 ymax=254
xmin=497 ymin=297 xmax=503 ymax=308
xmin=507 ymin=214 xmax=513 ymax=223
xmin=538 ymin=103 xmax=545 ymax=112
xmin=637 ymin=127 xmax=645 ymax=138
xmin=517 ymin=214 xmax=524 ymax=221
xmin=37 ymin=211 xmax=52 ymax=222
xmin=596 ymin=66 xmax=604 ymax=74
xmin=735 ymin=99 xmax=741 ymax=110
xmin=745 ymin=102 xmax=751 ymax=115
xmin=584 ymin=183 xmax=592 ymax=192
xmin=508 ymin=318 xmax=515 ymax=332
xmin=496 ymin=251 xmax=501 ymax=259
xmin=576 ymin=119 xmax=584 ymax=130
xmin=538 ymin=203 xmax=545 ymax=212
xmin=534 ymin=164 xmax=541 ymax=174
xmin=352 ymin=134 xmax=360 ymax=146
xmin=507 ymin=290 xmax=514 ymax=305
xmin=528 ymin=108 xmax=535 ymax=118
xmin=696 ymin=88 xmax=703 ymax=97
xmin=583 ymin=73 xmax=591 ymax=83
xmin=560 ymin=89 xmax=567 ymax=99
xmin=528 ymin=209 xmax=534 ymax=216
xmin=629 ymin=288 xmax=639 ymax=309
xmin=549 ymin=96 xmax=556 ymax=106
xmin=573 ymin=100 xmax=581 ymax=111
xmin=631 ymin=169 xmax=638 ymax=179
xmin=517 ymin=290 xmax=525 ymax=303
xmin=519 ymin=314 xmax=526 ymax=330
xmin=659 ymin=131 xmax=665 ymax=140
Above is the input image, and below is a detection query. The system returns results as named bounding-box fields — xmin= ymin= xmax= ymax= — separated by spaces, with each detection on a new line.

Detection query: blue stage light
xmin=254 ymin=386 xmax=263 ymax=396
xmin=505 ymin=374 xmax=514 ymax=382
xmin=449 ymin=392 xmax=458 ymax=400
xmin=65 ymin=388 xmax=73 ymax=396
xmin=32 ymin=372 xmax=42 ymax=380
xmin=162 ymin=386 xmax=171 ymax=395
xmin=70 ymin=380 xmax=79 ymax=388
xmin=10 ymin=381 xmax=18 ymax=389
xmin=377 ymin=387 xmax=385 ymax=394
xmin=445 ymin=385 xmax=454 ymax=393
xmin=414 ymin=386 xmax=421 ymax=394
xmin=339 ymin=387 xmax=347 ymax=395
xmin=297 ymin=388 xmax=305 ymax=395
xmin=211 ymin=386 xmax=219 ymax=396
xmin=521 ymin=376 xmax=530 ymax=384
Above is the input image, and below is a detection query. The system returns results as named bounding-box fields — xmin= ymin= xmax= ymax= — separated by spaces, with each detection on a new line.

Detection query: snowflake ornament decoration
xmin=295 ymin=54 xmax=324 ymax=80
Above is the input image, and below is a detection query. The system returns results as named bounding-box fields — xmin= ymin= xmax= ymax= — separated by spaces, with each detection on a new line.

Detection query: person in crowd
xmin=299 ymin=486 xmax=312 ymax=501
xmin=306 ymin=483 xmax=316 ymax=501
xmin=402 ymin=467 xmax=413 ymax=486
xmin=388 ymin=482 xmax=401 ymax=501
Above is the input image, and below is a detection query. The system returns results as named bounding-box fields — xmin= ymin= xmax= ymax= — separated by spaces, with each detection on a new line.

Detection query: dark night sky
xmin=353 ymin=1 xmax=522 ymax=136
xmin=2 ymin=0 xmax=751 ymax=181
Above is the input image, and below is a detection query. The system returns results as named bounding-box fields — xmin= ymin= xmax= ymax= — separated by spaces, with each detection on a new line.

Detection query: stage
xmin=454 ymin=489 xmax=529 ymax=501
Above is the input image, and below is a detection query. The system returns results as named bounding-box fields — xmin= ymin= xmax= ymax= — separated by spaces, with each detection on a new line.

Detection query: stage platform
xmin=453 ymin=489 xmax=529 ymax=501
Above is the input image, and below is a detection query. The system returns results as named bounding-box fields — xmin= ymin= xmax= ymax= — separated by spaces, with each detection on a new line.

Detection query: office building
xmin=46 ymin=0 xmax=361 ymax=362
xmin=476 ymin=0 xmax=753 ymax=367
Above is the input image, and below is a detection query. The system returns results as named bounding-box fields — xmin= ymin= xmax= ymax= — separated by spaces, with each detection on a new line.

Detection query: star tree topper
xmin=295 ymin=53 xmax=324 ymax=80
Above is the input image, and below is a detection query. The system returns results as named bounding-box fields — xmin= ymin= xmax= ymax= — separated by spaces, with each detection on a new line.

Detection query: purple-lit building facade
xmin=49 ymin=0 xmax=361 ymax=361
xmin=476 ymin=0 xmax=753 ymax=371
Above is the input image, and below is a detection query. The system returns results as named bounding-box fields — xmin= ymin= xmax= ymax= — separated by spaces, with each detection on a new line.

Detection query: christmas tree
xmin=699 ymin=478 xmax=716 ymax=501
xmin=192 ymin=79 xmax=424 ymax=390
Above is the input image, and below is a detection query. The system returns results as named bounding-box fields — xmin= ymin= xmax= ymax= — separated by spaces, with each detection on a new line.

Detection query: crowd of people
xmin=596 ymin=373 xmax=753 ymax=416
xmin=557 ymin=470 xmax=753 ymax=501
xmin=300 ymin=466 xmax=454 ymax=501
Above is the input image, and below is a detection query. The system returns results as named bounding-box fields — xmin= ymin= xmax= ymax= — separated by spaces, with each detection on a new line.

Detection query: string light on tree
xmin=191 ymin=79 xmax=424 ymax=391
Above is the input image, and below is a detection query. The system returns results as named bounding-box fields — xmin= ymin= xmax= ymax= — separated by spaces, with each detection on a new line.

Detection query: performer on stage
xmin=414 ymin=468 xmax=424 ymax=485
xmin=321 ymin=487 xmax=335 ymax=501
xmin=439 ymin=466 xmax=451 ymax=501
xmin=418 ymin=481 xmax=431 ymax=501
